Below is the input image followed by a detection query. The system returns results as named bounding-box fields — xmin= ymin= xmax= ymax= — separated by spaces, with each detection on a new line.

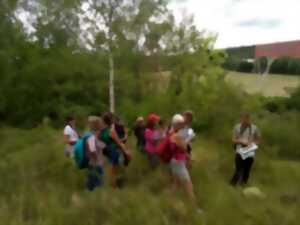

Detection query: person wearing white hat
xmin=169 ymin=114 xmax=199 ymax=209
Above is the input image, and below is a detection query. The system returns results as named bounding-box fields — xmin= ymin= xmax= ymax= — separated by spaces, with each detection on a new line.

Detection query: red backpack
xmin=156 ymin=134 xmax=173 ymax=163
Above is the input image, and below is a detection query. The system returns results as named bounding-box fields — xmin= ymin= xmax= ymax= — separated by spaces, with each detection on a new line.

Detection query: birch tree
xmin=81 ymin=0 xmax=126 ymax=113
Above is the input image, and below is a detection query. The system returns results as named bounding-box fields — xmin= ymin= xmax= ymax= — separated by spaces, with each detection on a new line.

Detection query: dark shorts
xmin=147 ymin=152 xmax=159 ymax=168
xmin=106 ymin=146 xmax=122 ymax=166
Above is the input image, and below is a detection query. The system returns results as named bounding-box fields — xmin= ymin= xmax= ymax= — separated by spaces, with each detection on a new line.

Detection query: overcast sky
xmin=169 ymin=0 xmax=300 ymax=48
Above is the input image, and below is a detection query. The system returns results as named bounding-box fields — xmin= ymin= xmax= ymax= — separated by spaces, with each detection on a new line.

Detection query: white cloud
xmin=168 ymin=0 xmax=300 ymax=48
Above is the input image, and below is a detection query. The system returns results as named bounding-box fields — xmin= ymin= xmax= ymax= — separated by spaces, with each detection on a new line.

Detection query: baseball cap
xmin=147 ymin=113 xmax=160 ymax=123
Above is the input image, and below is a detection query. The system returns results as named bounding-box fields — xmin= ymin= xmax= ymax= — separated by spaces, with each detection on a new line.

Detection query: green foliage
xmin=258 ymin=111 xmax=300 ymax=159
xmin=286 ymin=86 xmax=300 ymax=111
xmin=262 ymin=97 xmax=287 ymax=113
xmin=270 ymin=57 xmax=300 ymax=75
xmin=1 ymin=1 xmax=300 ymax=224
xmin=1 ymin=44 xmax=109 ymax=127
xmin=223 ymin=56 xmax=240 ymax=71
xmin=0 ymin=127 xmax=299 ymax=225
xmin=270 ymin=57 xmax=291 ymax=74
xmin=0 ymin=0 xmax=226 ymax=127
xmin=223 ymin=46 xmax=255 ymax=71
xmin=237 ymin=61 xmax=254 ymax=73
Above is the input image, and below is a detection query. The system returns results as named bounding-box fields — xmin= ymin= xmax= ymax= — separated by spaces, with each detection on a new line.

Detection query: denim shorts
xmin=106 ymin=146 xmax=122 ymax=166
xmin=86 ymin=165 xmax=103 ymax=191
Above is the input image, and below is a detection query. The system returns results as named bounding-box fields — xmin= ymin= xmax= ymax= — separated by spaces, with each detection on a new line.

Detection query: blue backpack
xmin=74 ymin=132 xmax=92 ymax=169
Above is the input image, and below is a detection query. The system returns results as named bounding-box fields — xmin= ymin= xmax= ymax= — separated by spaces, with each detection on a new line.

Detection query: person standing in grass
xmin=114 ymin=116 xmax=128 ymax=144
xmin=100 ymin=112 xmax=131 ymax=188
xmin=180 ymin=111 xmax=196 ymax=153
xmin=179 ymin=111 xmax=196 ymax=169
xmin=134 ymin=117 xmax=146 ymax=152
xmin=114 ymin=115 xmax=130 ymax=166
xmin=86 ymin=116 xmax=106 ymax=191
xmin=230 ymin=112 xmax=261 ymax=186
xmin=144 ymin=113 xmax=161 ymax=168
xmin=169 ymin=114 xmax=201 ymax=211
xmin=63 ymin=116 xmax=79 ymax=158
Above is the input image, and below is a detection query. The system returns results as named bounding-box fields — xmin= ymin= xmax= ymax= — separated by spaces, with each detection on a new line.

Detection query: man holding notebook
xmin=230 ymin=112 xmax=261 ymax=186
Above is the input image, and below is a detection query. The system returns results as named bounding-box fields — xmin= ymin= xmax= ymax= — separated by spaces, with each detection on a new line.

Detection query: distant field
xmin=226 ymin=72 xmax=300 ymax=97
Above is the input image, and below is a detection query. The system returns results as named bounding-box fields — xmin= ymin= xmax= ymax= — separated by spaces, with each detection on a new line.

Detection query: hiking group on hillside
xmin=63 ymin=111 xmax=261 ymax=212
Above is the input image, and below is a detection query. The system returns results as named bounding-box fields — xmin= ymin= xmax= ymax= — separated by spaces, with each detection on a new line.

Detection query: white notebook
xmin=237 ymin=144 xmax=258 ymax=160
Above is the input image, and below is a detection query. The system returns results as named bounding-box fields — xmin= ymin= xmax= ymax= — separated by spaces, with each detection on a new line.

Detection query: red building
xmin=255 ymin=40 xmax=300 ymax=59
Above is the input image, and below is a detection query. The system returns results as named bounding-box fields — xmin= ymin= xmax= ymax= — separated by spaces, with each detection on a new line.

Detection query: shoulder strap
xmin=239 ymin=124 xmax=252 ymax=136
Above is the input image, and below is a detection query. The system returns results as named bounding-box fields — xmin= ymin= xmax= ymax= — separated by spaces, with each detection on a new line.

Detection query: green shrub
xmin=262 ymin=97 xmax=287 ymax=113
xmin=286 ymin=86 xmax=300 ymax=111
xmin=258 ymin=111 xmax=300 ymax=159
xmin=254 ymin=57 xmax=268 ymax=74
xmin=271 ymin=57 xmax=289 ymax=74
xmin=237 ymin=61 xmax=254 ymax=73
xmin=223 ymin=57 xmax=240 ymax=71
xmin=288 ymin=58 xmax=300 ymax=74
xmin=270 ymin=57 xmax=300 ymax=75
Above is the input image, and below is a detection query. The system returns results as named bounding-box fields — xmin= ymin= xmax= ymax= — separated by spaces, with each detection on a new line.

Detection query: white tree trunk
xmin=108 ymin=51 xmax=115 ymax=113
xmin=263 ymin=57 xmax=274 ymax=77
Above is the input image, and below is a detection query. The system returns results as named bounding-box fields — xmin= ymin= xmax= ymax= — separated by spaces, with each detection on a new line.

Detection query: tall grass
xmin=0 ymin=126 xmax=299 ymax=225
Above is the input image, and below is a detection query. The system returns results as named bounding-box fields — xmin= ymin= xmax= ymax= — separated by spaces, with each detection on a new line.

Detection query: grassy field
xmin=226 ymin=72 xmax=300 ymax=97
xmin=0 ymin=126 xmax=299 ymax=225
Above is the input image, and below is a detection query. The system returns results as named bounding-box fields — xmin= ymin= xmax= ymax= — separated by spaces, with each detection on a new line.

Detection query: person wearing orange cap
xmin=144 ymin=113 xmax=161 ymax=168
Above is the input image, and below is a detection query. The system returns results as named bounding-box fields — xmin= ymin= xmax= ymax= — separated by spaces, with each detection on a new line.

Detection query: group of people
xmin=64 ymin=112 xmax=131 ymax=190
xmin=63 ymin=110 xmax=261 ymax=211
xmin=133 ymin=112 xmax=197 ymax=204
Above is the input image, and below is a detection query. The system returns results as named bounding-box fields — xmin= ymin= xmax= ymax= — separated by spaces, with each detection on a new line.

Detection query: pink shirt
xmin=145 ymin=128 xmax=157 ymax=153
xmin=170 ymin=142 xmax=187 ymax=161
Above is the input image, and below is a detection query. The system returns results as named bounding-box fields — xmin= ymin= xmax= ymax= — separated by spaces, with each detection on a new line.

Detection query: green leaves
xmin=0 ymin=0 xmax=226 ymax=127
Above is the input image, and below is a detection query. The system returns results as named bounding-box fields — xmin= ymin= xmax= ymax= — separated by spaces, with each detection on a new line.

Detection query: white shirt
xmin=63 ymin=125 xmax=79 ymax=143
xmin=179 ymin=126 xmax=196 ymax=143
xmin=87 ymin=135 xmax=106 ymax=167
xmin=233 ymin=123 xmax=260 ymax=151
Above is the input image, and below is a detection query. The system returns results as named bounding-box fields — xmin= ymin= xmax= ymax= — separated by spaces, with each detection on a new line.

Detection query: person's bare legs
xmin=171 ymin=176 xmax=181 ymax=193
xmin=161 ymin=164 xmax=173 ymax=188
xmin=182 ymin=179 xmax=203 ymax=213
xmin=109 ymin=165 xmax=118 ymax=188
xmin=183 ymin=180 xmax=196 ymax=204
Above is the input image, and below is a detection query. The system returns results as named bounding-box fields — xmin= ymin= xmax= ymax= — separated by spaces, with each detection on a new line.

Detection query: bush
xmin=258 ymin=111 xmax=300 ymax=159
xmin=254 ymin=57 xmax=268 ymax=74
xmin=262 ymin=97 xmax=287 ymax=113
xmin=286 ymin=86 xmax=300 ymax=111
xmin=270 ymin=57 xmax=300 ymax=75
xmin=0 ymin=46 xmax=109 ymax=128
xmin=223 ymin=57 xmax=240 ymax=71
xmin=288 ymin=58 xmax=300 ymax=74
xmin=237 ymin=61 xmax=254 ymax=73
